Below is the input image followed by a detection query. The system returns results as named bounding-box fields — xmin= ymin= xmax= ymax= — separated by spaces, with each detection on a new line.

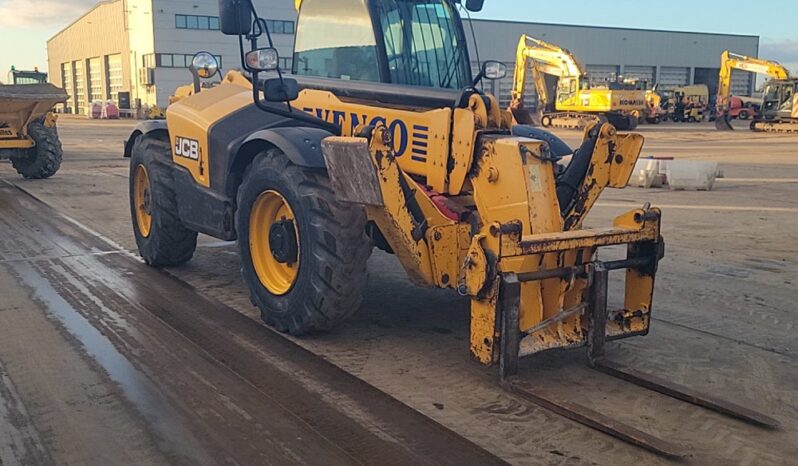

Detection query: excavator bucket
xmin=715 ymin=114 xmax=735 ymax=130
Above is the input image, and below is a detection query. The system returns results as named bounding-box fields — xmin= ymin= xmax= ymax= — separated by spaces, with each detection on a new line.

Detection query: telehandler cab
xmin=124 ymin=0 xmax=778 ymax=456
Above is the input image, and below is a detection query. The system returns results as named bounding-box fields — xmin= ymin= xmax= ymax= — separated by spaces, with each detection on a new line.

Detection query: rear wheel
xmin=236 ymin=149 xmax=372 ymax=335
xmin=738 ymin=110 xmax=750 ymax=120
xmin=129 ymin=134 xmax=198 ymax=267
xmin=10 ymin=119 xmax=63 ymax=179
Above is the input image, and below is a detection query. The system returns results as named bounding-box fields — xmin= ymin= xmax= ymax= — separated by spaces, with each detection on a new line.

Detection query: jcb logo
xmin=175 ymin=136 xmax=200 ymax=160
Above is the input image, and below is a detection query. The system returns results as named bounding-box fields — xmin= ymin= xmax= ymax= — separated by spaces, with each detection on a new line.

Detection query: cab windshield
xmin=375 ymin=0 xmax=471 ymax=89
xmin=292 ymin=0 xmax=471 ymax=90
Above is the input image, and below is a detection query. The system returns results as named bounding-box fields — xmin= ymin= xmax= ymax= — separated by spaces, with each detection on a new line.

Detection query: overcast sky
xmin=0 ymin=0 xmax=796 ymax=81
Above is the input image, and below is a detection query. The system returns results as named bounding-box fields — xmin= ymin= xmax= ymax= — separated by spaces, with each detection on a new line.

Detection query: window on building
xmin=176 ymin=14 xmax=221 ymax=30
xmin=279 ymin=57 xmax=293 ymax=70
xmin=61 ymin=62 xmax=73 ymax=113
xmin=74 ymin=60 xmax=85 ymax=115
xmin=293 ymin=0 xmax=379 ymax=82
xmin=105 ymin=54 xmax=123 ymax=104
xmin=265 ymin=20 xmax=295 ymax=35
xmin=152 ymin=53 xmax=223 ymax=69
xmin=142 ymin=54 xmax=156 ymax=68
xmin=88 ymin=57 xmax=103 ymax=102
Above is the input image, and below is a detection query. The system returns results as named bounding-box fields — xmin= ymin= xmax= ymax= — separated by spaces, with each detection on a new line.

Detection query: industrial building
xmin=47 ymin=0 xmax=759 ymax=114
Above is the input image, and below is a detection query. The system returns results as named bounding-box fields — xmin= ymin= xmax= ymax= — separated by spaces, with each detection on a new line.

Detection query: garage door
xmin=731 ymin=70 xmax=753 ymax=96
xmin=586 ymin=65 xmax=620 ymax=86
xmin=659 ymin=67 xmax=689 ymax=89
xmin=623 ymin=66 xmax=656 ymax=86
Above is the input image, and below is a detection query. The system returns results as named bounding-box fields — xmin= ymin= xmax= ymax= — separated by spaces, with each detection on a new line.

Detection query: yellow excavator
xmin=715 ymin=51 xmax=796 ymax=132
xmin=124 ymin=0 xmax=777 ymax=457
xmin=510 ymin=35 xmax=645 ymax=130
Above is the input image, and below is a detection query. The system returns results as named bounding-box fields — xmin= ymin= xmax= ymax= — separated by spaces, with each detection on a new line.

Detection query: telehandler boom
xmin=510 ymin=35 xmax=645 ymax=130
xmin=124 ymin=0 xmax=778 ymax=456
xmin=715 ymin=51 xmax=795 ymax=132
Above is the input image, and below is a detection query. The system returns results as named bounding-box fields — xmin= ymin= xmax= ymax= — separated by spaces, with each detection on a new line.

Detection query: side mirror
xmin=219 ymin=0 xmax=252 ymax=35
xmin=482 ymin=61 xmax=507 ymax=80
xmin=245 ymin=48 xmax=279 ymax=72
xmin=263 ymin=78 xmax=299 ymax=102
xmin=190 ymin=52 xmax=220 ymax=79
xmin=465 ymin=0 xmax=484 ymax=11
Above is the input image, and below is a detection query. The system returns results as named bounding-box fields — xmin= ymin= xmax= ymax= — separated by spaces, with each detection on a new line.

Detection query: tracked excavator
xmin=124 ymin=0 xmax=778 ymax=457
xmin=715 ymin=51 xmax=796 ymax=132
xmin=509 ymin=35 xmax=645 ymax=130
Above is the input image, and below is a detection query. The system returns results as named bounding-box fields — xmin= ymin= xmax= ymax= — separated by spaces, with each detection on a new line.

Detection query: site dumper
xmin=0 ymin=73 xmax=66 ymax=179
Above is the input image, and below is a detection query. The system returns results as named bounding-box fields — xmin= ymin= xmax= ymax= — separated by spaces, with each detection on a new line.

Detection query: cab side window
xmin=292 ymin=0 xmax=379 ymax=82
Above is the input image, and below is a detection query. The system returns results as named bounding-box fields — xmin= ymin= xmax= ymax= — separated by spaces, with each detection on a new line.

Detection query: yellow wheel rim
xmin=133 ymin=164 xmax=153 ymax=238
xmin=250 ymin=190 xmax=299 ymax=295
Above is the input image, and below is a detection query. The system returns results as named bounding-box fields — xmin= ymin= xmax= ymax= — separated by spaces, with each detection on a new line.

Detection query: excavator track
xmin=542 ymin=112 xmax=600 ymax=130
xmin=498 ymin=264 xmax=780 ymax=458
xmin=751 ymin=119 xmax=798 ymax=133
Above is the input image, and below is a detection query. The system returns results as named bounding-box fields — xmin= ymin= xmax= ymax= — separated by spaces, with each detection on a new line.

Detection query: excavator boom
xmin=510 ymin=34 xmax=645 ymax=130
xmin=715 ymin=50 xmax=792 ymax=130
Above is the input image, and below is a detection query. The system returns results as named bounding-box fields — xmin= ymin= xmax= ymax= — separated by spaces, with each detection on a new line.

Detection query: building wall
xmin=464 ymin=19 xmax=760 ymax=106
xmin=49 ymin=1 xmax=762 ymax=110
xmin=47 ymin=0 xmax=129 ymax=114
xmin=148 ymin=0 xmax=297 ymax=106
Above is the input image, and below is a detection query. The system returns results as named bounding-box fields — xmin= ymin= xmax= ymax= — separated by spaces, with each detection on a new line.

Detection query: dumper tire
xmin=236 ymin=149 xmax=372 ymax=335
xmin=10 ymin=120 xmax=63 ymax=179
xmin=129 ymin=133 xmax=198 ymax=267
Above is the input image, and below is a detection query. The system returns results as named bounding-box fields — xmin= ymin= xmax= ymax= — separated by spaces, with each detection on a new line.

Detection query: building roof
xmin=470 ymin=18 xmax=759 ymax=40
xmin=47 ymin=0 xmax=121 ymax=44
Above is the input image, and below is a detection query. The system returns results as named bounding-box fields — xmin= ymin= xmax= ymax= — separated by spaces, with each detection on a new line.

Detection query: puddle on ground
xmin=11 ymin=261 xmax=212 ymax=466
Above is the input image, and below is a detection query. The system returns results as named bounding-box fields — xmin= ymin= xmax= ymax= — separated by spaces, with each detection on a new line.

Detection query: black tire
xmin=541 ymin=115 xmax=553 ymax=127
xmin=129 ymin=134 xmax=197 ymax=267
xmin=236 ymin=149 xmax=372 ymax=335
xmin=10 ymin=119 xmax=63 ymax=179
xmin=738 ymin=110 xmax=750 ymax=120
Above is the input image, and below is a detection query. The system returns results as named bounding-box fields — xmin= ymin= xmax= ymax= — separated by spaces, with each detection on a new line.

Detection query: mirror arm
xmin=251 ymin=87 xmax=340 ymax=135
xmin=190 ymin=66 xmax=202 ymax=93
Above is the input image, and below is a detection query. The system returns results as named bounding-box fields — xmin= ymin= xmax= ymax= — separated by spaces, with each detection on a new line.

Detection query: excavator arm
xmin=716 ymin=51 xmax=791 ymax=130
xmin=510 ymin=34 xmax=586 ymax=124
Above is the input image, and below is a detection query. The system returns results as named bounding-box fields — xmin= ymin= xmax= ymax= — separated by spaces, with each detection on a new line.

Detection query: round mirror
xmin=191 ymin=52 xmax=219 ymax=79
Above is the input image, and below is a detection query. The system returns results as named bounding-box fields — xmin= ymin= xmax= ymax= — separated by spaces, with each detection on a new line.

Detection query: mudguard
xmin=123 ymin=120 xmax=168 ymax=158
xmin=241 ymin=126 xmax=333 ymax=169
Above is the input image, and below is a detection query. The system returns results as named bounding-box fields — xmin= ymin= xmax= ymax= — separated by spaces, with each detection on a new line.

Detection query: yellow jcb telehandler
xmin=0 ymin=68 xmax=66 ymax=179
xmin=124 ymin=0 xmax=778 ymax=457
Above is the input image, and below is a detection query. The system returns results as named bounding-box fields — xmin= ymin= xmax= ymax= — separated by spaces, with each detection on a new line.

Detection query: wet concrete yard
xmin=1 ymin=117 xmax=797 ymax=465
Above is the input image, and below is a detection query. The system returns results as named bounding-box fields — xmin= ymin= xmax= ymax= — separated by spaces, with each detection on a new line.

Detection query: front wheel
xmin=11 ymin=119 xmax=63 ymax=179
xmin=236 ymin=149 xmax=372 ymax=335
xmin=738 ymin=110 xmax=750 ymax=120
xmin=129 ymin=134 xmax=198 ymax=267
